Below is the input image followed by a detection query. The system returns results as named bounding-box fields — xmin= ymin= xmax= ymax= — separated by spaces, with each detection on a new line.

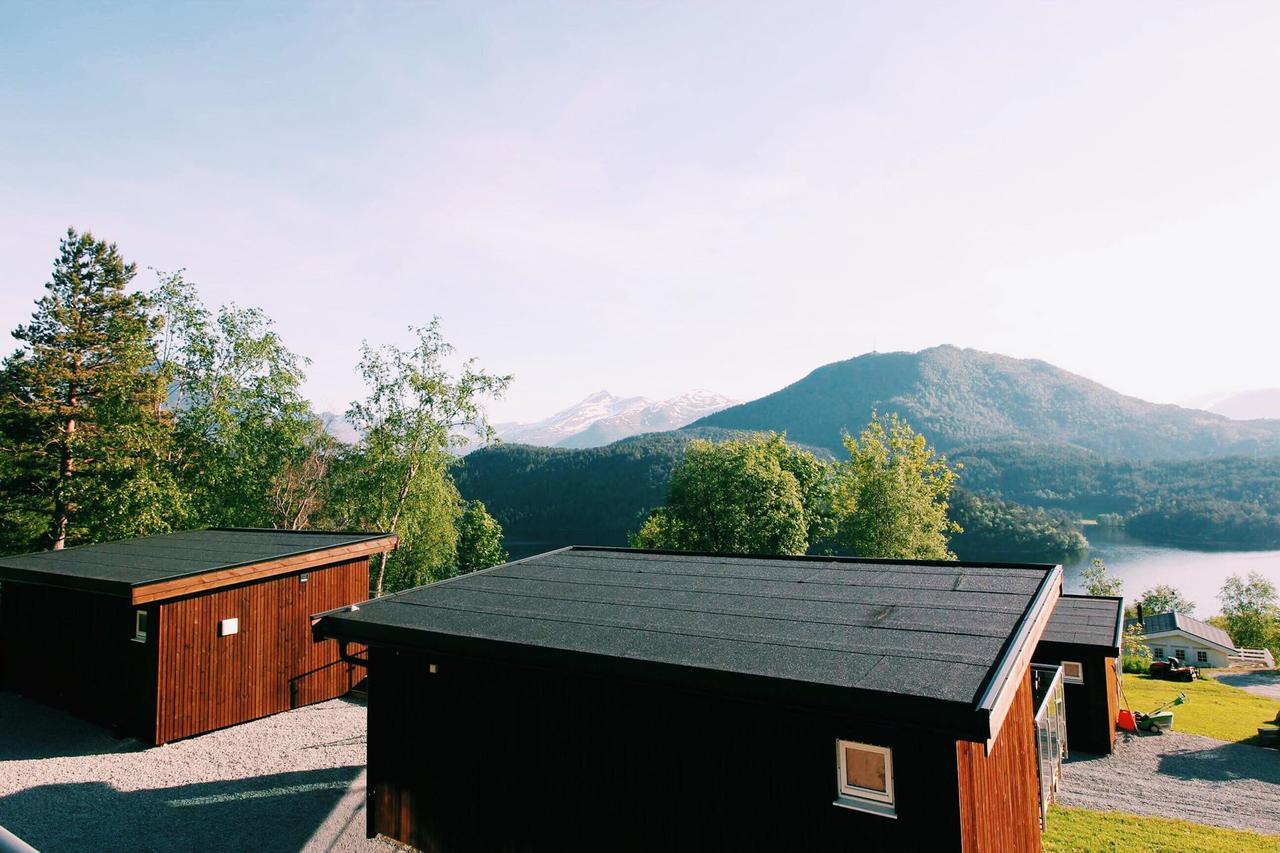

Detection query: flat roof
xmin=0 ymin=528 xmax=396 ymax=601
xmin=318 ymin=546 xmax=1061 ymax=740
xmin=1040 ymin=594 xmax=1124 ymax=655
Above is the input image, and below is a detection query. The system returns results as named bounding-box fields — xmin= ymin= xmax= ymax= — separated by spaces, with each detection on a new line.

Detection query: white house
xmin=1125 ymin=610 xmax=1236 ymax=668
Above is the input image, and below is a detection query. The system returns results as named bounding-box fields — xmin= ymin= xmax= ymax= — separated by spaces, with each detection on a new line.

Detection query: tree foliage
xmin=948 ymin=489 xmax=1086 ymax=561
xmin=1217 ymin=572 xmax=1279 ymax=655
xmin=1081 ymin=558 xmax=1122 ymax=597
xmin=0 ymin=229 xmax=179 ymax=551
xmin=1134 ymin=584 xmax=1196 ymax=617
xmin=456 ymin=500 xmax=508 ymax=574
xmin=630 ymin=433 xmax=827 ymax=555
xmin=830 ymin=413 xmax=959 ymax=560
xmin=334 ymin=321 xmax=511 ymax=595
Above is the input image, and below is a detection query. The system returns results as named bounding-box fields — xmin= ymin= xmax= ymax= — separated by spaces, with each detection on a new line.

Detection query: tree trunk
xmin=373 ymin=460 xmax=419 ymax=597
xmin=51 ymin=414 xmax=75 ymax=550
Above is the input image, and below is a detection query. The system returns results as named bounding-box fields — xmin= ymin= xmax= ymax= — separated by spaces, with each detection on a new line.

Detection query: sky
xmin=2 ymin=2 xmax=1279 ymax=423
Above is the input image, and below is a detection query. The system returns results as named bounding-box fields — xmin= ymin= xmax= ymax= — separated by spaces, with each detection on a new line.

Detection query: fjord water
xmin=1063 ymin=526 xmax=1280 ymax=617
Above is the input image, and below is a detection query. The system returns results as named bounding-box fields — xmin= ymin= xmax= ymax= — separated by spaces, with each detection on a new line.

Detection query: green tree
xmin=1135 ymin=584 xmax=1195 ymax=616
xmin=152 ymin=271 xmax=321 ymax=529
xmin=0 ymin=229 xmax=179 ymax=551
xmin=335 ymin=320 xmax=510 ymax=596
xmin=455 ymin=499 xmax=507 ymax=574
xmin=831 ymin=413 xmax=959 ymax=560
xmin=630 ymin=433 xmax=829 ymax=555
xmin=1217 ymin=572 xmax=1279 ymax=652
xmin=1120 ymin=622 xmax=1151 ymax=673
xmin=1080 ymin=558 xmax=1122 ymax=597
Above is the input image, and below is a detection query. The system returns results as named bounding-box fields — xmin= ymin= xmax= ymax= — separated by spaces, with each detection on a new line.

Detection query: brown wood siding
xmin=0 ymin=582 xmax=154 ymax=737
xmin=154 ymin=558 xmax=368 ymax=744
xmin=956 ymin=670 xmax=1041 ymax=853
xmin=366 ymin=646 xmax=968 ymax=852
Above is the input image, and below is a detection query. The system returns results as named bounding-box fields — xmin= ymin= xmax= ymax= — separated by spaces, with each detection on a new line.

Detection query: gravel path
xmin=1058 ymin=730 xmax=1280 ymax=833
xmin=0 ymin=691 xmax=391 ymax=853
xmin=1210 ymin=669 xmax=1280 ymax=701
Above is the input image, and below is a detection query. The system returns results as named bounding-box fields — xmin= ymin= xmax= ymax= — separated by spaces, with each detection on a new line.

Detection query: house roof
xmin=317 ymin=546 xmax=1061 ymax=742
xmin=1124 ymin=611 xmax=1235 ymax=653
xmin=1040 ymin=594 xmax=1124 ymax=655
xmin=0 ymin=528 xmax=397 ymax=603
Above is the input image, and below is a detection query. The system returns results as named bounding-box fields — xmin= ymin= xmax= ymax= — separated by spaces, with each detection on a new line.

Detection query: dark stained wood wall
xmin=365 ymin=646 xmax=990 ymax=853
xmin=154 ymin=557 xmax=368 ymax=743
xmin=1034 ymin=642 xmax=1118 ymax=755
xmin=955 ymin=671 xmax=1041 ymax=853
xmin=0 ymin=582 xmax=155 ymax=736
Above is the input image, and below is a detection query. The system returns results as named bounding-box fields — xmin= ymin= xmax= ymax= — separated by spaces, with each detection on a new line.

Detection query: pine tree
xmin=0 ymin=229 xmax=177 ymax=551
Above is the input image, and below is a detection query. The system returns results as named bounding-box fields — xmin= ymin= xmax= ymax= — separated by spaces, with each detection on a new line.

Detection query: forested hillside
xmin=693 ymin=346 xmax=1280 ymax=460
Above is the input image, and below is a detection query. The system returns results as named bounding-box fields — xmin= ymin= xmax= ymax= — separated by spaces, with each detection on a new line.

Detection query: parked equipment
xmin=1135 ymin=693 xmax=1187 ymax=733
xmin=1148 ymin=656 xmax=1199 ymax=682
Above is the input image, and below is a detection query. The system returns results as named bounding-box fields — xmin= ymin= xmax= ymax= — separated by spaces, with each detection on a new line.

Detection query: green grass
xmin=1121 ymin=672 xmax=1277 ymax=744
xmin=1044 ymin=806 xmax=1280 ymax=852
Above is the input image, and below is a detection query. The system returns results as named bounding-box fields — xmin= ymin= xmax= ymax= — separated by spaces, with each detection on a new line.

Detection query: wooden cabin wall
xmin=1033 ymin=642 xmax=1117 ymax=755
xmin=0 ymin=581 xmax=154 ymax=737
xmin=955 ymin=671 xmax=1041 ymax=853
xmin=154 ymin=557 xmax=368 ymax=743
xmin=366 ymin=646 xmax=970 ymax=853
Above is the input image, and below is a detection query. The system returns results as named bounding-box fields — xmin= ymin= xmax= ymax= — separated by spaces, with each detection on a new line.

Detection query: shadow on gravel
xmin=0 ymin=765 xmax=365 ymax=853
xmin=1157 ymin=741 xmax=1280 ymax=785
xmin=0 ymin=691 xmax=146 ymax=760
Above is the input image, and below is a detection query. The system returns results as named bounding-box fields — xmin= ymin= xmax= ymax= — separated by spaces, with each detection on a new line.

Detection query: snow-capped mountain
xmin=496 ymin=390 xmax=738 ymax=449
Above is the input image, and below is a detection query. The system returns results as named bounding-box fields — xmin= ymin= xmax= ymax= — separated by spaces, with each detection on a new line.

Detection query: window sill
xmin=832 ymin=796 xmax=897 ymax=819
xmin=130 ymin=637 xmax=147 ymax=644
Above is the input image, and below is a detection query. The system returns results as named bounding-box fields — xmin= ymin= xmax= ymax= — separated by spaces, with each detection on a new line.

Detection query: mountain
xmin=319 ymin=411 xmax=360 ymax=444
xmin=1182 ymin=389 xmax=1280 ymax=421
xmin=496 ymin=390 xmax=737 ymax=449
xmin=692 ymin=346 xmax=1280 ymax=460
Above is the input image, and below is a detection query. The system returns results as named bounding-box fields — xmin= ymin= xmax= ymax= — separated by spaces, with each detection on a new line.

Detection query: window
xmin=133 ymin=610 xmax=149 ymax=643
xmin=1061 ymin=661 xmax=1084 ymax=684
xmin=1174 ymin=648 xmax=1187 ymax=661
xmin=834 ymin=740 xmax=895 ymax=817
xmin=1196 ymin=650 xmax=1208 ymax=664
xmin=1152 ymin=646 xmax=1164 ymax=660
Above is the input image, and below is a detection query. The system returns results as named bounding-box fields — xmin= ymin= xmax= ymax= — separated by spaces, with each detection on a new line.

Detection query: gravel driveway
xmin=1058 ymin=730 xmax=1280 ymax=834
xmin=0 ymin=691 xmax=390 ymax=853
xmin=1210 ymin=670 xmax=1280 ymax=701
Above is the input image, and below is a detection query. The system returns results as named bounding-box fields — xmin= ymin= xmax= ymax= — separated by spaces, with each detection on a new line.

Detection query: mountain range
xmin=456 ymin=346 xmax=1280 ymax=557
xmin=494 ymin=390 xmax=738 ymax=449
xmin=1182 ymin=388 xmax=1280 ymax=422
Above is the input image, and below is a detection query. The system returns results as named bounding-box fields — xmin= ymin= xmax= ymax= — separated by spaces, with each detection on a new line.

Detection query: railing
xmin=1230 ymin=648 xmax=1276 ymax=667
xmin=1031 ymin=663 xmax=1068 ymax=827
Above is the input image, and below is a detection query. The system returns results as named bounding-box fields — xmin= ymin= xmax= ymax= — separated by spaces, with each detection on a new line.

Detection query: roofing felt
xmin=1124 ymin=611 xmax=1235 ymax=652
xmin=0 ymin=528 xmax=395 ymax=597
xmin=1040 ymin=594 xmax=1124 ymax=653
xmin=318 ymin=546 xmax=1060 ymax=728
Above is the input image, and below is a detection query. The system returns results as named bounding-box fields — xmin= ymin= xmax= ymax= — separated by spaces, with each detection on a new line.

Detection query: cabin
xmin=315 ymin=546 xmax=1066 ymax=852
xmin=1124 ymin=610 xmax=1236 ymax=669
xmin=0 ymin=528 xmax=396 ymax=744
xmin=1033 ymin=594 xmax=1124 ymax=755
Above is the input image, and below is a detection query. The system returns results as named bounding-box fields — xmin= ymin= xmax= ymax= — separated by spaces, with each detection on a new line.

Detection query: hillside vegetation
xmin=694 ymin=346 xmax=1280 ymax=460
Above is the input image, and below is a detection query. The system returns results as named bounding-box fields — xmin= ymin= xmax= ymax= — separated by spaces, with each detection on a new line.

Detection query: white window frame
xmin=1152 ymin=646 xmax=1164 ymax=660
xmin=1195 ymin=650 xmax=1208 ymax=664
xmin=133 ymin=609 xmax=148 ymax=643
xmin=1061 ymin=661 xmax=1084 ymax=684
xmin=1174 ymin=648 xmax=1188 ymax=661
xmin=834 ymin=739 xmax=896 ymax=818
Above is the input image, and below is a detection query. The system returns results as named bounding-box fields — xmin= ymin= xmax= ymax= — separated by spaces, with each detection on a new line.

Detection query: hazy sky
xmin=3 ymin=2 xmax=1278 ymax=422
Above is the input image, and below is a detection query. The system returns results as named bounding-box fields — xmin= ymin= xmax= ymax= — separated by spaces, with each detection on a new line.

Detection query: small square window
xmin=1152 ymin=647 xmax=1164 ymax=660
xmin=1062 ymin=661 xmax=1084 ymax=684
xmin=133 ymin=610 xmax=149 ymax=643
xmin=834 ymin=739 xmax=895 ymax=817
xmin=1196 ymin=651 xmax=1208 ymax=664
xmin=1174 ymin=649 xmax=1187 ymax=661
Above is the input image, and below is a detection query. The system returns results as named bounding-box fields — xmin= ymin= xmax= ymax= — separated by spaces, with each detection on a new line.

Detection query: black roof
xmin=318 ymin=546 xmax=1061 ymax=739
xmin=1039 ymin=594 xmax=1124 ymax=655
xmin=1123 ymin=611 xmax=1235 ymax=652
xmin=0 ymin=528 xmax=393 ymax=597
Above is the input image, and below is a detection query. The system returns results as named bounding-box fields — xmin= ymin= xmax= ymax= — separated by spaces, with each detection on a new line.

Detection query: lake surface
xmin=1063 ymin=526 xmax=1280 ymax=617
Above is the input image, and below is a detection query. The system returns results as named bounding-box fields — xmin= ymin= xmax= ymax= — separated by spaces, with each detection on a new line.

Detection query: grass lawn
xmin=1121 ymin=672 xmax=1277 ymax=744
xmin=1045 ymin=806 xmax=1280 ymax=852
